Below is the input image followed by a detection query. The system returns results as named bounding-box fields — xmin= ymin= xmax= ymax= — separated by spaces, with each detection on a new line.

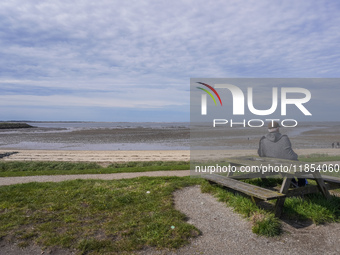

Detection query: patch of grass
xmin=283 ymin=193 xmax=340 ymax=224
xmin=298 ymin=154 xmax=340 ymax=178
xmin=0 ymin=161 xmax=101 ymax=172
xmin=0 ymin=161 xmax=189 ymax=177
xmin=299 ymin=153 xmax=340 ymax=162
xmin=251 ymin=213 xmax=281 ymax=236
xmin=0 ymin=177 xmax=202 ymax=254
xmin=108 ymin=161 xmax=188 ymax=168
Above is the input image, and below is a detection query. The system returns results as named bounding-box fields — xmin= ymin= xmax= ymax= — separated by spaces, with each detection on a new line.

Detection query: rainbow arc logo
xmin=196 ymin=82 xmax=223 ymax=106
xmin=196 ymin=82 xmax=222 ymax=115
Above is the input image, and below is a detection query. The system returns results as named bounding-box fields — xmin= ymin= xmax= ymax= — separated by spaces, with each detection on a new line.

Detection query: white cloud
xmin=0 ymin=86 xmax=188 ymax=108
xmin=0 ymin=0 xmax=339 ymax=120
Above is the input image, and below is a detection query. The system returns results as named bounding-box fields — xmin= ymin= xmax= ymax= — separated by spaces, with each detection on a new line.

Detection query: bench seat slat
xmin=203 ymin=174 xmax=285 ymax=201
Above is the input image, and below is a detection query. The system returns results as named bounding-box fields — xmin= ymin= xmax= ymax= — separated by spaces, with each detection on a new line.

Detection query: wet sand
xmin=0 ymin=127 xmax=189 ymax=150
xmin=1 ymin=123 xmax=340 ymax=151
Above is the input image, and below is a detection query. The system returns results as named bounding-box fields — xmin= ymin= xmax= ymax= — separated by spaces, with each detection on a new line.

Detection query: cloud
xmin=0 ymin=0 xmax=339 ymax=120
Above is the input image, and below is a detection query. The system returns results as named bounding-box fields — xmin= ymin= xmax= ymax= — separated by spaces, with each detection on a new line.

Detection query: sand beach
xmin=1 ymin=148 xmax=340 ymax=165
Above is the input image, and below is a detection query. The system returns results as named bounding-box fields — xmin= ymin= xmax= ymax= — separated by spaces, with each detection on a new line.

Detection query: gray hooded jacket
xmin=258 ymin=132 xmax=298 ymax=160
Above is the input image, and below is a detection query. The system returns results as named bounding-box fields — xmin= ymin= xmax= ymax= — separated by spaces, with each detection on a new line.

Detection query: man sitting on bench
xmin=258 ymin=121 xmax=306 ymax=187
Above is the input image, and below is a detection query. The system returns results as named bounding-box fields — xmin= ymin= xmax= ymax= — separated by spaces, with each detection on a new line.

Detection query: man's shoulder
xmin=259 ymin=135 xmax=266 ymax=143
xmin=280 ymin=134 xmax=290 ymax=140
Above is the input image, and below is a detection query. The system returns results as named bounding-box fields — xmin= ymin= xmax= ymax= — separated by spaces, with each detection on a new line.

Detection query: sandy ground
xmin=0 ymin=149 xmax=190 ymax=164
xmin=1 ymin=148 xmax=340 ymax=164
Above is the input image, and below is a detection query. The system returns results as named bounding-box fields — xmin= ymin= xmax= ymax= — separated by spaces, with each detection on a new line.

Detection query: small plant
xmin=251 ymin=213 xmax=281 ymax=236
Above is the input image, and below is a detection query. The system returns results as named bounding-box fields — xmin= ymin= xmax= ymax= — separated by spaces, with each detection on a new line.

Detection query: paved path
xmin=0 ymin=170 xmax=191 ymax=186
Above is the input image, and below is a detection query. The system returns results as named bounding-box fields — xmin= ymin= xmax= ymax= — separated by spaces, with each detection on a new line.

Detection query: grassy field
xmin=0 ymin=175 xmax=339 ymax=253
xmin=0 ymin=177 xmax=202 ymax=254
xmin=299 ymin=153 xmax=340 ymax=162
xmin=0 ymin=161 xmax=190 ymax=177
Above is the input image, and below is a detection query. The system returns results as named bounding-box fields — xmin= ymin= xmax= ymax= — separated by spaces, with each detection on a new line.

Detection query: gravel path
xmin=0 ymin=170 xmax=190 ymax=186
xmin=139 ymin=186 xmax=340 ymax=255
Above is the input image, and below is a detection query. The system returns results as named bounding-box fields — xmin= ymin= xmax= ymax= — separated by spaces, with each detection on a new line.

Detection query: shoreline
xmin=1 ymin=122 xmax=340 ymax=151
xmin=1 ymin=148 xmax=340 ymax=163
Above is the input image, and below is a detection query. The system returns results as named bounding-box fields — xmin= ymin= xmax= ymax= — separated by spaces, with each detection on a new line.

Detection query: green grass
xmin=251 ymin=214 xmax=281 ymax=236
xmin=0 ymin=177 xmax=202 ymax=254
xmin=0 ymin=161 xmax=190 ymax=177
xmin=1 ymin=173 xmax=339 ymax=255
xmin=299 ymin=153 xmax=340 ymax=162
xmin=298 ymin=154 xmax=340 ymax=179
xmin=283 ymin=193 xmax=340 ymax=224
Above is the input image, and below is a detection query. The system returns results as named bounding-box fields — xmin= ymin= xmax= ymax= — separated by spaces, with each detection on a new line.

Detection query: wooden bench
xmin=203 ymin=174 xmax=285 ymax=202
xmin=202 ymin=157 xmax=338 ymax=217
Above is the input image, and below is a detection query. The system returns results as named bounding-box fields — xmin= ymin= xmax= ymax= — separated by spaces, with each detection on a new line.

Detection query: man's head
xmin=268 ymin=121 xmax=280 ymax=133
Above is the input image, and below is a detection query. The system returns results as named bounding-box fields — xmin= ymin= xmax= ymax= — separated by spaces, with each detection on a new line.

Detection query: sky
xmin=0 ymin=0 xmax=339 ymax=122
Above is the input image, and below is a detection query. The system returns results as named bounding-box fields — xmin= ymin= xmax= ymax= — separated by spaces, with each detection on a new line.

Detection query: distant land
xmin=0 ymin=122 xmax=35 ymax=129
xmin=0 ymin=120 xmax=91 ymax=123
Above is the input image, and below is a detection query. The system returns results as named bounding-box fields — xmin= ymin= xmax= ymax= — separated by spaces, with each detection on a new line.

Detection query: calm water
xmin=30 ymin=122 xmax=189 ymax=130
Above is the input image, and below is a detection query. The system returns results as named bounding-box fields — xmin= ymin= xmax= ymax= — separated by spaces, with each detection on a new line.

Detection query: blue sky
xmin=0 ymin=0 xmax=339 ymax=122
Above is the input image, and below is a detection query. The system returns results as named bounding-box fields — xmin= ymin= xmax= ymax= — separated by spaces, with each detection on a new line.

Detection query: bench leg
xmin=274 ymin=197 xmax=286 ymax=218
xmin=251 ymin=196 xmax=262 ymax=204
xmin=280 ymin=177 xmax=292 ymax=194
xmin=226 ymin=166 xmax=234 ymax=177
xmin=274 ymin=177 xmax=292 ymax=218
xmin=208 ymin=180 xmax=216 ymax=185
xmin=312 ymin=171 xmax=331 ymax=199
